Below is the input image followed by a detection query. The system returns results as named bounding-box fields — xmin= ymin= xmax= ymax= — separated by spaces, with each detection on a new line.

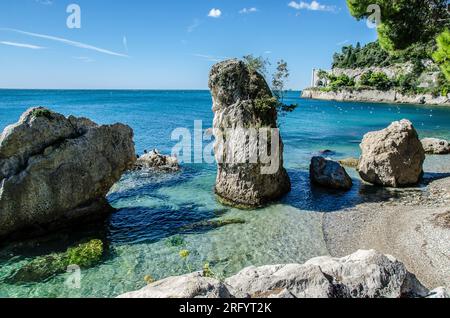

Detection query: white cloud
xmin=0 ymin=41 xmax=45 ymax=49
xmin=288 ymin=1 xmax=335 ymax=12
xmin=0 ymin=28 xmax=129 ymax=57
xmin=35 ymin=0 xmax=53 ymax=5
xmin=193 ymin=54 xmax=228 ymax=62
xmin=187 ymin=19 xmax=200 ymax=32
xmin=239 ymin=7 xmax=258 ymax=14
xmin=73 ymin=56 xmax=95 ymax=63
xmin=337 ymin=40 xmax=349 ymax=46
xmin=208 ymin=8 xmax=222 ymax=18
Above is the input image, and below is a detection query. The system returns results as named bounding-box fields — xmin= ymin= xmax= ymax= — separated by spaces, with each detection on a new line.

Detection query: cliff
xmin=302 ymin=88 xmax=450 ymax=106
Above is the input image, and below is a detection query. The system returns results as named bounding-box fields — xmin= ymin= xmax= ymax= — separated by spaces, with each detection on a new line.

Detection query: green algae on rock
xmin=6 ymin=239 xmax=104 ymax=284
xmin=66 ymin=239 xmax=104 ymax=268
xmin=338 ymin=157 xmax=360 ymax=168
xmin=30 ymin=107 xmax=54 ymax=120
xmin=166 ymin=235 xmax=185 ymax=247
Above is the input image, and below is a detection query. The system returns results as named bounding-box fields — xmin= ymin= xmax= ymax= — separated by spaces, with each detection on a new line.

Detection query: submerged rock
xmin=6 ymin=239 xmax=104 ymax=283
xmin=118 ymin=272 xmax=232 ymax=298
xmin=310 ymin=157 xmax=353 ymax=190
xmin=134 ymin=149 xmax=180 ymax=172
xmin=209 ymin=59 xmax=291 ymax=208
xmin=421 ymin=138 xmax=450 ymax=155
xmin=0 ymin=107 xmax=136 ymax=239
xmin=318 ymin=149 xmax=336 ymax=156
xmin=357 ymin=119 xmax=425 ymax=187
xmin=117 ymin=250 xmax=432 ymax=298
xmin=180 ymin=218 xmax=246 ymax=232
xmin=338 ymin=157 xmax=359 ymax=168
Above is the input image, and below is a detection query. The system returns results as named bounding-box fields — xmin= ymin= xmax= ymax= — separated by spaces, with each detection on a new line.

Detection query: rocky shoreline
xmin=118 ymin=248 xmax=447 ymax=298
xmin=117 ymin=175 xmax=450 ymax=298
xmin=324 ymin=175 xmax=450 ymax=290
xmin=302 ymin=88 xmax=450 ymax=106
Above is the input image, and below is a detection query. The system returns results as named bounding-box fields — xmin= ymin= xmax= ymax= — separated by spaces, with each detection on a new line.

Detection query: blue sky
xmin=0 ymin=0 xmax=377 ymax=89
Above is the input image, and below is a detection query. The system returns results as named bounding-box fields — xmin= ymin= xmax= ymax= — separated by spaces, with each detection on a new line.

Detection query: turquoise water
xmin=0 ymin=90 xmax=449 ymax=298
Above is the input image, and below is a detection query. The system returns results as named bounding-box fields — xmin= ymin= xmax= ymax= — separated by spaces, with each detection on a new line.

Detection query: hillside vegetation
xmin=318 ymin=1 xmax=450 ymax=97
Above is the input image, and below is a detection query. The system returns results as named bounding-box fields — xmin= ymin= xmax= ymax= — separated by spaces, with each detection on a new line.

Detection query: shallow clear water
xmin=0 ymin=90 xmax=449 ymax=297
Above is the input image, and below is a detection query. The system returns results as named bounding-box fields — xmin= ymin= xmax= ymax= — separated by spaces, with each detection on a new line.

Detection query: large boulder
xmin=118 ymin=250 xmax=433 ymax=298
xmin=421 ymin=138 xmax=450 ymax=155
xmin=310 ymin=157 xmax=353 ymax=190
xmin=0 ymin=107 xmax=136 ymax=239
xmin=357 ymin=120 xmax=425 ymax=187
xmin=118 ymin=272 xmax=232 ymax=298
xmin=226 ymin=250 xmax=428 ymax=298
xmin=208 ymin=59 xmax=291 ymax=208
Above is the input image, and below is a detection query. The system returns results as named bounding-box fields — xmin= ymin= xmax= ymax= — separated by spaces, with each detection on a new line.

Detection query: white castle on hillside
xmin=310 ymin=68 xmax=331 ymax=88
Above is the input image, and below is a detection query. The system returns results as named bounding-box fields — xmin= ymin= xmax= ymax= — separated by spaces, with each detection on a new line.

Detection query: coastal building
xmin=310 ymin=68 xmax=331 ymax=88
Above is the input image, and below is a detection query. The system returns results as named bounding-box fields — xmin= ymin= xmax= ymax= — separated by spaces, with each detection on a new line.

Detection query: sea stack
xmin=0 ymin=107 xmax=136 ymax=239
xmin=357 ymin=119 xmax=425 ymax=187
xmin=208 ymin=59 xmax=291 ymax=208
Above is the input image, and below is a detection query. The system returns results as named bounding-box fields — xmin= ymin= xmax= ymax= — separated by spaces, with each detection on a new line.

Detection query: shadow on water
xmin=1 ymin=165 xmax=448 ymax=265
xmin=422 ymin=172 xmax=450 ymax=186
xmin=0 ymin=167 xmax=227 ymax=262
xmin=282 ymin=168 xmax=416 ymax=213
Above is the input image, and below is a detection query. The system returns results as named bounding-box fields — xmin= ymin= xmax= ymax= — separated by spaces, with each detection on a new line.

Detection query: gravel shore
xmin=323 ymin=176 xmax=450 ymax=289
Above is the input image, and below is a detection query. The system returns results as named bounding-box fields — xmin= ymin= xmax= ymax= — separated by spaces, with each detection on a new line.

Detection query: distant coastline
xmin=302 ymin=87 xmax=450 ymax=106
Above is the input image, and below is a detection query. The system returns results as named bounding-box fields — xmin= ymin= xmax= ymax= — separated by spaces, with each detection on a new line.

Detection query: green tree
xmin=368 ymin=72 xmax=392 ymax=90
xmin=272 ymin=60 xmax=289 ymax=101
xmin=242 ymin=56 xmax=297 ymax=115
xmin=272 ymin=60 xmax=297 ymax=113
xmin=359 ymin=71 xmax=373 ymax=86
xmin=242 ymin=55 xmax=270 ymax=77
xmin=329 ymin=74 xmax=355 ymax=90
xmin=433 ymin=29 xmax=450 ymax=82
xmin=332 ymin=42 xmax=393 ymax=69
xmin=346 ymin=0 xmax=449 ymax=53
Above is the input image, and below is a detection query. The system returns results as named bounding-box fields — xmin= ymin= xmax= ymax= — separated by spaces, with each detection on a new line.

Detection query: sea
xmin=0 ymin=89 xmax=449 ymax=297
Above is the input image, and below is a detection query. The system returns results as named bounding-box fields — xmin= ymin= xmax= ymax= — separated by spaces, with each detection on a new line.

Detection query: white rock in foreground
xmin=226 ymin=250 xmax=428 ymax=298
xmin=118 ymin=250 xmax=441 ymax=298
xmin=426 ymin=287 xmax=449 ymax=298
xmin=118 ymin=272 xmax=232 ymax=298
xmin=421 ymin=138 xmax=450 ymax=155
